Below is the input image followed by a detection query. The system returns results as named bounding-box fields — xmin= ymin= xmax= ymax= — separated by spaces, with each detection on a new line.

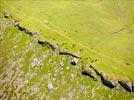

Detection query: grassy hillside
xmin=0 ymin=0 xmax=134 ymax=99
xmin=0 ymin=11 xmax=134 ymax=100
xmin=1 ymin=0 xmax=134 ymax=81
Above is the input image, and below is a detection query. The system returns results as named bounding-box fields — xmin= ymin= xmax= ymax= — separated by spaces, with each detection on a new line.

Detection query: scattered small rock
xmin=71 ymin=58 xmax=78 ymax=65
xmin=3 ymin=11 xmax=9 ymax=18
xmin=44 ymin=20 xmax=49 ymax=25
xmin=13 ymin=20 xmax=20 ymax=26
xmin=31 ymin=58 xmax=42 ymax=67
xmin=60 ymin=61 xmax=64 ymax=67
xmin=48 ymin=82 xmax=54 ymax=92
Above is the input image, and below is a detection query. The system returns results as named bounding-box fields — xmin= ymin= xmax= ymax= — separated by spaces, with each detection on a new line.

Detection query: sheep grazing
xmin=118 ymin=80 xmax=132 ymax=92
xmin=99 ymin=73 xmax=116 ymax=89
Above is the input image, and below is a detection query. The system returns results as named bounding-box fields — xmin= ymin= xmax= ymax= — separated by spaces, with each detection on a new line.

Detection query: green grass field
xmin=0 ymin=0 xmax=134 ymax=99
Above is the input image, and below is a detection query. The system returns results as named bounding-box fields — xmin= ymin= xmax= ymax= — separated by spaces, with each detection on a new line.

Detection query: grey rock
xmin=71 ymin=58 xmax=78 ymax=65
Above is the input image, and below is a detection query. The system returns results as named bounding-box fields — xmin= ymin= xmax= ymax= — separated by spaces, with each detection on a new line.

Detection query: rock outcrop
xmin=38 ymin=40 xmax=56 ymax=50
xmin=99 ymin=73 xmax=116 ymax=89
xmin=59 ymin=51 xmax=80 ymax=58
xmin=82 ymin=69 xmax=96 ymax=80
xmin=132 ymin=83 xmax=134 ymax=92
xmin=89 ymin=65 xmax=100 ymax=76
xmin=118 ymin=80 xmax=132 ymax=92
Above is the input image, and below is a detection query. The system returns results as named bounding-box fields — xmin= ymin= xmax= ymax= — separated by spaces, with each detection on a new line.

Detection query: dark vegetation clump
xmin=79 ymin=49 xmax=83 ymax=51
xmin=75 ymin=30 xmax=78 ymax=32
xmin=125 ymin=62 xmax=131 ymax=66
xmin=72 ymin=44 xmax=75 ymax=48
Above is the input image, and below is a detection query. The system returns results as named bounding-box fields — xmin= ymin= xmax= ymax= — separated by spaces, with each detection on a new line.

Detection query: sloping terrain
xmin=1 ymin=0 xmax=134 ymax=82
xmin=0 ymin=0 xmax=134 ymax=99
xmin=0 ymin=11 xmax=134 ymax=100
